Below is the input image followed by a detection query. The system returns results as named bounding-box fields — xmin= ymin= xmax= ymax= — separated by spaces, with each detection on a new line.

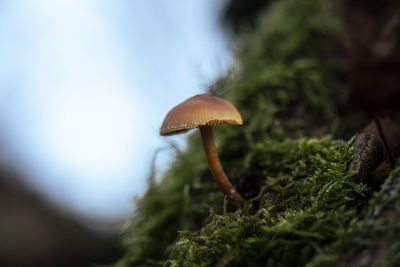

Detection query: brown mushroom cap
xmin=160 ymin=94 xmax=243 ymax=136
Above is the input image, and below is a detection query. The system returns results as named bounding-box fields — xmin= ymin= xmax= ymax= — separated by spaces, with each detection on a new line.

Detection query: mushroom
xmin=160 ymin=94 xmax=245 ymax=209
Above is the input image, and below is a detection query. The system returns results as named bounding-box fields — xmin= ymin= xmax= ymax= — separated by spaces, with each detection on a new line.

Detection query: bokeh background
xmin=0 ymin=0 xmax=239 ymax=265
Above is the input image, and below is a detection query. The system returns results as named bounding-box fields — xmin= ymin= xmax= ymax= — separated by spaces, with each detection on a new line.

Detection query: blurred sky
xmin=0 ymin=0 xmax=232 ymax=220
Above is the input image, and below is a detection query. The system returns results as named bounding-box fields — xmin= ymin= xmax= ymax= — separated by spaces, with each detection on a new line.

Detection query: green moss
xmin=225 ymin=0 xmax=348 ymax=141
xmin=119 ymin=135 xmax=223 ymax=266
xmin=116 ymin=0 xmax=399 ymax=266
xmin=168 ymin=139 xmax=369 ymax=266
xmin=326 ymin=167 xmax=400 ymax=267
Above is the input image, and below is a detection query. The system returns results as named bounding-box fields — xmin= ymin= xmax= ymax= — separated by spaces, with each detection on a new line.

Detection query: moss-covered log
xmin=116 ymin=0 xmax=400 ymax=266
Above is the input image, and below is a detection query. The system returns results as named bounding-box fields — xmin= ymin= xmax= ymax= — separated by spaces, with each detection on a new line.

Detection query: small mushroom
xmin=160 ymin=94 xmax=245 ymax=209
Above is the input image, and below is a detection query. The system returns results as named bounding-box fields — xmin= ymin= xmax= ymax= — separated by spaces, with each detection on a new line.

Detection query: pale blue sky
xmin=0 ymin=0 xmax=232 ymax=220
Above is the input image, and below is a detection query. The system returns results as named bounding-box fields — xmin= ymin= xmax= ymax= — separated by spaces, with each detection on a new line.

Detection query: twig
xmin=373 ymin=116 xmax=395 ymax=168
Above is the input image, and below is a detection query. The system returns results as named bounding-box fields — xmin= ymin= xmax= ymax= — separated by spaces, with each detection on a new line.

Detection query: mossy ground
xmin=169 ymin=138 xmax=369 ymax=266
xmin=117 ymin=0 xmax=400 ymax=266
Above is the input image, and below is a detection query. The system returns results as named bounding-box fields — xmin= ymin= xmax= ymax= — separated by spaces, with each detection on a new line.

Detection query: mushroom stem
xmin=199 ymin=126 xmax=244 ymax=209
